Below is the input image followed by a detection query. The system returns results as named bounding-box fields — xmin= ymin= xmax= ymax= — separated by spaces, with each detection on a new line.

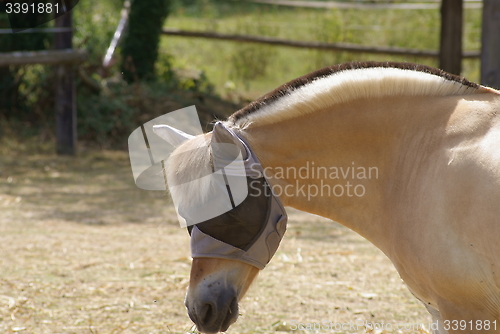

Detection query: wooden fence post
xmin=439 ymin=0 xmax=463 ymax=75
xmin=481 ymin=0 xmax=500 ymax=89
xmin=54 ymin=7 xmax=76 ymax=155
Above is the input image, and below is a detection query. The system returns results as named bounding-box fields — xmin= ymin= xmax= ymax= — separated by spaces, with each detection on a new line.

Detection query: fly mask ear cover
xmin=189 ymin=122 xmax=288 ymax=270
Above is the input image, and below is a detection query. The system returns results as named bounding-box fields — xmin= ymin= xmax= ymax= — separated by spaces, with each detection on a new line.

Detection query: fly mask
xmin=153 ymin=121 xmax=288 ymax=269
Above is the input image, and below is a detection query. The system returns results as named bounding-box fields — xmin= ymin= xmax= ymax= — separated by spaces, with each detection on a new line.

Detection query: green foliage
xmin=177 ymin=70 xmax=215 ymax=94
xmin=228 ymin=20 xmax=278 ymax=90
xmin=0 ymin=0 xmax=484 ymax=146
xmin=75 ymin=72 xmax=219 ymax=148
xmin=121 ymin=0 xmax=171 ymax=82
xmin=0 ymin=12 xmax=50 ymax=52
xmin=0 ymin=68 xmax=19 ymax=116
xmin=72 ymin=0 xmax=123 ymax=66
xmin=77 ymin=85 xmax=139 ymax=147
xmin=0 ymin=12 xmax=51 ymax=119
xmin=164 ymin=1 xmax=482 ymax=98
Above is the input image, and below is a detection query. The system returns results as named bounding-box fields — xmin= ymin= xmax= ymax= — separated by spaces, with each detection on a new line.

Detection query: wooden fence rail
xmin=0 ymin=49 xmax=88 ymax=67
xmin=0 ymin=48 xmax=87 ymax=155
xmin=244 ymin=0 xmax=482 ymax=10
xmin=162 ymin=27 xmax=480 ymax=59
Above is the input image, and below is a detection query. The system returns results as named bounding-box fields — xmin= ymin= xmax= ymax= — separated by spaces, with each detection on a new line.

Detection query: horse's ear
xmin=212 ymin=122 xmax=248 ymax=162
xmin=152 ymin=124 xmax=195 ymax=147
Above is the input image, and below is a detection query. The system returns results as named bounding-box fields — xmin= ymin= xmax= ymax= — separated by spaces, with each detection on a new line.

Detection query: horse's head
xmin=153 ymin=122 xmax=287 ymax=333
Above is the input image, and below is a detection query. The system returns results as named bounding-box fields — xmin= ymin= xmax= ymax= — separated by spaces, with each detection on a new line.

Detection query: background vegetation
xmin=0 ymin=0 xmax=483 ymax=148
xmin=0 ymin=12 xmax=51 ymax=123
xmin=163 ymin=0 xmax=482 ymax=98
xmin=121 ymin=0 xmax=171 ymax=82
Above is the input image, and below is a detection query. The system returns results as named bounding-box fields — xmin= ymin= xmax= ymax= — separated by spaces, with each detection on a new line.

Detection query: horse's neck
xmin=241 ymin=95 xmax=459 ymax=250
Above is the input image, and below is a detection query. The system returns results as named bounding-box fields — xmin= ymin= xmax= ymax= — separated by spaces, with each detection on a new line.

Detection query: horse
xmin=153 ymin=62 xmax=500 ymax=333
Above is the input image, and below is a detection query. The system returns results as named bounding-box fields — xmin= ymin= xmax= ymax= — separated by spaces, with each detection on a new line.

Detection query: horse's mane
xmin=228 ymin=61 xmax=486 ymax=129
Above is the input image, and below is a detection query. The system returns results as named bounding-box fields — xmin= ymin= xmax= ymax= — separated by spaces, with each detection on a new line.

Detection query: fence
xmin=161 ymin=27 xmax=480 ymax=60
xmin=0 ymin=49 xmax=87 ymax=66
xmin=0 ymin=12 xmax=85 ymax=155
xmin=1 ymin=1 xmax=498 ymax=156
xmin=161 ymin=0 xmax=493 ymax=80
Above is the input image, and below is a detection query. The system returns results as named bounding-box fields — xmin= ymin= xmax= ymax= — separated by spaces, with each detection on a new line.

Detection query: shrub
xmin=121 ymin=0 xmax=171 ymax=82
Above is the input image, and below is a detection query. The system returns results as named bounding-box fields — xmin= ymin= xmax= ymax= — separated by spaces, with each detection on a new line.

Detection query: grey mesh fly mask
xmin=155 ymin=122 xmax=287 ymax=270
xmin=189 ymin=123 xmax=287 ymax=270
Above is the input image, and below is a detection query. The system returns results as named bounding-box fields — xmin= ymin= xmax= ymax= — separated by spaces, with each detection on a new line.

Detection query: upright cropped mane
xmin=228 ymin=62 xmax=485 ymax=129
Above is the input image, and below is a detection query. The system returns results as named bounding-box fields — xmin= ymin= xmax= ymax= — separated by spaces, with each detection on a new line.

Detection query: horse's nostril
xmin=199 ymin=302 xmax=216 ymax=326
xmin=221 ymin=296 xmax=238 ymax=331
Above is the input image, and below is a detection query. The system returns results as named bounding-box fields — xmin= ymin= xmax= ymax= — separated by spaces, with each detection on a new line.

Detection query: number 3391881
xmin=6 ymin=3 xmax=60 ymax=14
xmin=444 ymin=320 xmax=497 ymax=331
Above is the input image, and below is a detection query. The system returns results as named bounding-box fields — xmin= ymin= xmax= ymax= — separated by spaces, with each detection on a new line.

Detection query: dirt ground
xmin=0 ymin=137 xmax=431 ymax=334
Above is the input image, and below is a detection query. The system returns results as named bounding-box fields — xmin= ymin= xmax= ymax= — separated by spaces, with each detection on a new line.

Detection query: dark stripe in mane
xmin=229 ymin=61 xmax=480 ymax=124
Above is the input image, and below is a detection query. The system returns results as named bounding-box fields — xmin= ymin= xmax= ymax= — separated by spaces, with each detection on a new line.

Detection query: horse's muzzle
xmin=185 ymin=288 xmax=239 ymax=333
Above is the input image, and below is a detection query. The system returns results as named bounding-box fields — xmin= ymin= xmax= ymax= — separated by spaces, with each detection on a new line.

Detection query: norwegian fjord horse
xmin=161 ymin=62 xmax=500 ymax=333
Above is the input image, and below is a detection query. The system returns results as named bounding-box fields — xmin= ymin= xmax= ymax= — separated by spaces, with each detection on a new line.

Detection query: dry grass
xmin=0 ymin=136 xmax=431 ymax=334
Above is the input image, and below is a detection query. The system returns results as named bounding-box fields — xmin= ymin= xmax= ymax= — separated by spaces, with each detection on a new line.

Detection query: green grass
xmin=160 ymin=1 xmax=482 ymax=100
